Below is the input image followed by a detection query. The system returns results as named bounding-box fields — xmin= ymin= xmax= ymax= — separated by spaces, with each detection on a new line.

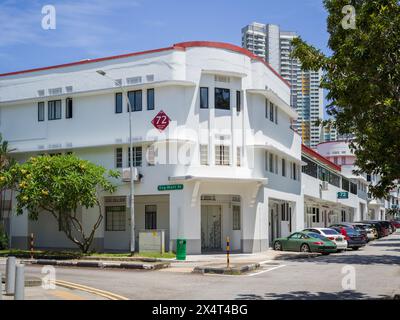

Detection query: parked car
xmin=353 ymin=222 xmax=379 ymax=239
xmin=303 ymin=228 xmax=348 ymax=252
xmin=273 ymin=231 xmax=337 ymax=255
xmin=329 ymin=226 xmax=366 ymax=250
xmin=351 ymin=223 xmax=377 ymax=241
xmin=387 ymin=221 xmax=396 ymax=233
xmin=390 ymin=220 xmax=400 ymax=229
xmin=330 ymin=223 xmax=369 ymax=242
xmin=357 ymin=221 xmax=387 ymax=238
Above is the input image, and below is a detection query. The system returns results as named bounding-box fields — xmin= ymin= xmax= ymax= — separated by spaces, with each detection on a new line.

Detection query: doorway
xmin=201 ymin=205 xmax=222 ymax=252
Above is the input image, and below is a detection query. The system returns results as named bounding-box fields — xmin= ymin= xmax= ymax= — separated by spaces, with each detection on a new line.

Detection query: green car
xmin=273 ymin=231 xmax=337 ymax=255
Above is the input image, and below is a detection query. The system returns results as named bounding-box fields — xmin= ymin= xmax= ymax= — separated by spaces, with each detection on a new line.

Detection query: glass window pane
xmin=147 ymin=89 xmax=155 ymax=110
xmin=215 ymin=88 xmax=230 ymax=110
xmin=115 ymin=93 xmax=123 ymax=113
xmin=200 ymin=87 xmax=208 ymax=109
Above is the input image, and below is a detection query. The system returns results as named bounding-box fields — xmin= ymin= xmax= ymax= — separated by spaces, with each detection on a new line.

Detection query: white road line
xmin=247 ymin=264 xmax=286 ymax=277
xmin=259 ymin=260 xmax=273 ymax=265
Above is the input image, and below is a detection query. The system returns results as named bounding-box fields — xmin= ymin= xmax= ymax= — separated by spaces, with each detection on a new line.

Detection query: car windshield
xmin=321 ymin=229 xmax=339 ymax=235
xmin=307 ymin=232 xmax=328 ymax=241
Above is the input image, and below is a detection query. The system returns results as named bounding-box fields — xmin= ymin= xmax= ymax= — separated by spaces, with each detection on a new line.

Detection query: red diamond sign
xmin=151 ymin=110 xmax=171 ymax=132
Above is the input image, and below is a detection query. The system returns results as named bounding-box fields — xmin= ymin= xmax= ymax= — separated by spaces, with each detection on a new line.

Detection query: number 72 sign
xmin=151 ymin=110 xmax=171 ymax=132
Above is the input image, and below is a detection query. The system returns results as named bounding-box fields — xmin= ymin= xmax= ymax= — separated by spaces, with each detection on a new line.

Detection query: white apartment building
xmin=301 ymin=144 xmax=368 ymax=228
xmin=242 ymin=23 xmax=324 ymax=149
xmin=0 ymin=41 xmax=304 ymax=254
xmin=316 ymin=141 xmax=382 ymax=221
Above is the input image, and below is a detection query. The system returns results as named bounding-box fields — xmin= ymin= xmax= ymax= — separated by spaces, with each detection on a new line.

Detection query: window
xmin=232 ymin=205 xmax=241 ymax=230
xmin=115 ymin=92 xmax=123 ymax=113
xmin=200 ymin=145 xmax=208 ymax=165
xmin=115 ymin=148 xmax=123 ymax=168
xmin=147 ymin=88 xmax=155 ymax=110
xmin=128 ymin=146 xmax=142 ymax=167
xmin=341 ymin=210 xmax=346 ymax=222
xmin=282 ymin=158 xmax=286 ymax=177
xmin=215 ymin=145 xmax=230 ymax=166
xmin=145 ymin=205 xmax=157 ymax=230
xmin=38 ymin=102 xmax=45 ymax=122
xmin=274 ymin=104 xmax=278 ymax=124
xmin=302 ymin=156 xmax=318 ymax=178
xmin=275 ymin=155 xmax=279 ymax=174
xmin=265 ymin=99 xmax=269 ymax=118
xmin=265 ymin=151 xmax=269 ymax=171
xmin=236 ymin=91 xmax=241 ymax=112
xmin=291 ymin=162 xmax=298 ymax=180
xmin=66 ymin=98 xmax=73 ymax=119
xmin=215 ymin=88 xmax=230 ymax=110
xmin=105 ymin=206 xmax=126 ymax=231
xmin=312 ymin=207 xmax=320 ymax=223
xmin=350 ymin=182 xmax=357 ymax=195
xmin=236 ymin=147 xmax=242 ymax=167
xmin=127 ymin=90 xmax=142 ymax=112
xmin=200 ymin=87 xmax=209 ymax=109
xmin=342 ymin=178 xmax=350 ymax=191
xmin=269 ymin=153 xmax=274 ymax=173
xmin=269 ymin=102 xmax=274 ymax=122
xmin=48 ymin=100 xmax=61 ymax=120
xmin=147 ymin=145 xmax=155 ymax=166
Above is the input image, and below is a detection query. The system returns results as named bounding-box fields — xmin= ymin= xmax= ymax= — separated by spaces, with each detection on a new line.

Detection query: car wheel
xmin=337 ymin=249 xmax=344 ymax=253
xmin=300 ymin=244 xmax=310 ymax=253
xmin=352 ymin=247 xmax=360 ymax=251
xmin=274 ymin=241 xmax=282 ymax=251
xmin=321 ymin=252 xmax=330 ymax=256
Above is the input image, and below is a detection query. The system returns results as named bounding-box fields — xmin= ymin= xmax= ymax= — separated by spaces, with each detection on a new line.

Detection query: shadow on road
xmin=236 ymin=290 xmax=391 ymax=300
xmin=276 ymin=253 xmax=400 ymax=265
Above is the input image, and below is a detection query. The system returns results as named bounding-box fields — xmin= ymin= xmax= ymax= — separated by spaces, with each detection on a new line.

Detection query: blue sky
xmin=0 ymin=0 xmax=330 ymax=114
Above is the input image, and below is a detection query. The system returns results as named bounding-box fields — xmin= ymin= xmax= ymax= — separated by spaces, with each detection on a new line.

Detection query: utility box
xmin=139 ymin=230 xmax=165 ymax=254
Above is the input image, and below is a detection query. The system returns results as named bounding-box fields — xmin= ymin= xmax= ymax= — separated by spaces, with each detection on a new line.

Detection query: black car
xmin=330 ymin=223 xmax=369 ymax=242
xmin=357 ymin=221 xmax=387 ymax=238
xmin=329 ymin=226 xmax=366 ymax=250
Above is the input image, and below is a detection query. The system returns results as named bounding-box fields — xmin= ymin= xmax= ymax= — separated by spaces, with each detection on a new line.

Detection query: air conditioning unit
xmin=122 ymin=168 xmax=140 ymax=182
xmin=321 ymin=181 xmax=329 ymax=191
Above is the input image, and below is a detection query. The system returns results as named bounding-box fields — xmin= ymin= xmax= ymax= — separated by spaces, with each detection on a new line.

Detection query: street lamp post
xmin=96 ymin=70 xmax=135 ymax=254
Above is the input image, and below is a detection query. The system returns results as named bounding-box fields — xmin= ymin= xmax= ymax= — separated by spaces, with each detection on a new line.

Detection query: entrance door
xmin=201 ymin=205 xmax=222 ymax=251
xmin=269 ymin=204 xmax=279 ymax=247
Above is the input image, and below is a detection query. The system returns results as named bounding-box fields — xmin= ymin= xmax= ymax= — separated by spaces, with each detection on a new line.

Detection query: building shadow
xmin=275 ymin=253 xmax=400 ymax=265
xmin=236 ymin=290 xmax=392 ymax=300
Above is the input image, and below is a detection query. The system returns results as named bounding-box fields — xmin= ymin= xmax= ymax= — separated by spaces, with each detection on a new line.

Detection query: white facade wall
xmin=0 ymin=42 xmax=303 ymax=254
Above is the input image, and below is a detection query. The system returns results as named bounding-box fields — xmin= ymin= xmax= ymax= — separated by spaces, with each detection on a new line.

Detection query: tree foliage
xmin=291 ymin=0 xmax=400 ymax=197
xmin=0 ymin=154 xmax=119 ymax=253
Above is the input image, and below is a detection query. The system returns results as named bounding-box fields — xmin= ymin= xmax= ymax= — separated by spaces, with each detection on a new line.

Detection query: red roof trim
xmin=0 ymin=41 xmax=290 ymax=88
xmin=174 ymin=41 xmax=290 ymax=88
xmin=302 ymin=144 xmax=341 ymax=172
xmin=0 ymin=46 xmax=178 ymax=78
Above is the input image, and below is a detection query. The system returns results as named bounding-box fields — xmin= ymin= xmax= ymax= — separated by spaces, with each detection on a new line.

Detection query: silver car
xmin=303 ymin=228 xmax=348 ymax=251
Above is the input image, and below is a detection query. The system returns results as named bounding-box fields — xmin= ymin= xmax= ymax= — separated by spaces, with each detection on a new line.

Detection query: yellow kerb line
xmin=55 ymin=280 xmax=129 ymax=300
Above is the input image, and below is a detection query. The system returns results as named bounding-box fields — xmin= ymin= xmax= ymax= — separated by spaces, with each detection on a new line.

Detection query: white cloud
xmin=0 ymin=0 xmax=142 ymax=53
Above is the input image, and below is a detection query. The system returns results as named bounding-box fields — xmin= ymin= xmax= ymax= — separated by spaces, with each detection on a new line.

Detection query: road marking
xmin=247 ymin=264 xmax=286 ymax=277
xmin=51 ymin=290 xmax=86 ymax=300
xmin=259 ymin=260 xmax=273 ymax=265
xmin=55 ymin=280 xmax=129 ymax=300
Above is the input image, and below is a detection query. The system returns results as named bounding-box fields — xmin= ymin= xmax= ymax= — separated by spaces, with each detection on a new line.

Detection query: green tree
xmin=0 ymin=154 xmax=120 ymax=253
xmin=291 ymin=0 xmax=400 ymax=198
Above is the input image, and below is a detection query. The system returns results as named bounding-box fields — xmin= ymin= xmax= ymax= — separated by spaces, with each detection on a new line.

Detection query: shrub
xmin=0 ymin=225 xmax=8 ymax=250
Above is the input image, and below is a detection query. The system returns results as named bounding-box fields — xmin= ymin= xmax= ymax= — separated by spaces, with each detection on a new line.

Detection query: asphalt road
xmin=2 ymin=232 xmax=399 ymax=300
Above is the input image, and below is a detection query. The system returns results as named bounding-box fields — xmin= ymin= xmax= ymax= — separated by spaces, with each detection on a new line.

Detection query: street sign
xmin=337 ymin=192 xmax=349 ymax=199
xmin=158 ymin=184 xmax=184 ymax=191
xmin=151 ymin=110 xmax=171 ymax=132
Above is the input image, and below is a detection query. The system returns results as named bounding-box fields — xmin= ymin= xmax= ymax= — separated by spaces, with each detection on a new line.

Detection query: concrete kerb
xmin=193 ymin=263 xmax=261 ymax=275
xmin=21 ymin=259 xmax=171 ymax=270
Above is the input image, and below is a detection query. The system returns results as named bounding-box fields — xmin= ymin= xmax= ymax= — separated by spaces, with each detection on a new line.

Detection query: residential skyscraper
xmin=242 ymin=22 xmax=324 ymax=149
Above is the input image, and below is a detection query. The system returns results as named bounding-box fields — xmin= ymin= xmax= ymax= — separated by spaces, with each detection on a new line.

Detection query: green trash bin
xmin=176 ymin=239 xmax=187 ymax=261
